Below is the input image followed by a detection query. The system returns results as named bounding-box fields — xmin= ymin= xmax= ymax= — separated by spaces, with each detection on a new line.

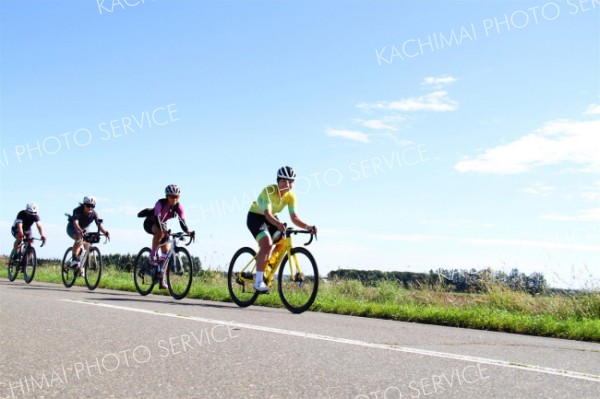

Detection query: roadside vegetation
xmin=2 ymin=257 xmax=599 ymax=342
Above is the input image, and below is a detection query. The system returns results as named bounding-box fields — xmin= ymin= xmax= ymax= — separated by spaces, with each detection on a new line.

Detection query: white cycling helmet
xmin=277 ymin=166 xmax=296 ymax=181
xmin=26 ymin=202 xmax=38 ymax=215
xmin=83 ymin=196 xmax=97 ymax=206
xmin=165 ymin=184 xmax=181 ymax=196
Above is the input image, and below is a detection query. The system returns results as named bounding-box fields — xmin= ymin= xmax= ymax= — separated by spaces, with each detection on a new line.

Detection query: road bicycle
xmin=133 ymin=231 xmax=194 ymax=300
xmin=7 ymin=237 xmax=45 ymax=283
xmin=227 ymin=227 xmax=319 ymax=314
xmin=61 ymin=214 xmax=109 ymax=290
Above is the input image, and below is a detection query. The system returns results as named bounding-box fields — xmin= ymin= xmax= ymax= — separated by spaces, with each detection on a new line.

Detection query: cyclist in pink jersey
xmin=143 ymin=184 xmax=195 ymax=289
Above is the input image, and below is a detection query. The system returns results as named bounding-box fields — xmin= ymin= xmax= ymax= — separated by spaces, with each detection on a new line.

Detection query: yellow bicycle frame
xmin=238 ymin=235 xmax=303 ymax=288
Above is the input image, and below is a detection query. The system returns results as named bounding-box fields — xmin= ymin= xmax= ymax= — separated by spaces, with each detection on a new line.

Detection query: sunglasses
xmin=167 ymin=195 xmax=180 ymax=200
xmin=85 ymin=204 xmax=95 ymax=209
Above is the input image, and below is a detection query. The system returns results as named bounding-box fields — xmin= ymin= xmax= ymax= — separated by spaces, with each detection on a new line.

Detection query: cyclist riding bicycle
xmin=11 ymin=203 xmax=47 ymax=261
xmin=247 ymin=166 xmax=317 ymax=292
xmin=142 ymin=184 xmax=195 ymax=289
xmin=67 ymin=196 xmax=110 ymax=276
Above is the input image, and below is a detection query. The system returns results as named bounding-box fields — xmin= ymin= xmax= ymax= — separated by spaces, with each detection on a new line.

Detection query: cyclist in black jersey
xmin=66 ymin=196 xmax=110 ymax=275
xmin=11 ymin=203 xmax=46 ymax=260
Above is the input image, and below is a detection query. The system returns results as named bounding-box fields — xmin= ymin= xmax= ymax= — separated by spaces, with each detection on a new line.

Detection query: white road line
xmin=61 ymin=299 xmax=600 ymax=383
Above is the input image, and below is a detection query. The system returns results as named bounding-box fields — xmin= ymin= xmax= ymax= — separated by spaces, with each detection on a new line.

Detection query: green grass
xmin=2 ymin=259 xmax=600 ymax=342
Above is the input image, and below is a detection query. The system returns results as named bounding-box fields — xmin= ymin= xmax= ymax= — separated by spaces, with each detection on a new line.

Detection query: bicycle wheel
xmin=22 ymin=247 xmax=37 ymax=284
xmin=133 ymin=247 xmax=155 ymax=296
xmin=84 ymin=247 xmax=102 ymax=290
xmin=7 ymin=249 xmax=19 ymax=282
xmin=167 ymin=247 xmax=193 ymax=300
xmin=278 ymin=247 xmax=319 ymax=314
xmin=227 ymin=247 xmax=259 ymax=307
xmin=61 ymin=247 xmax=77 ymax=288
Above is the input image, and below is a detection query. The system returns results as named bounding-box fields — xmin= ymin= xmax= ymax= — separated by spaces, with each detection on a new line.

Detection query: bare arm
xmin=36 ymin=222 xmax=46 ymax=240
xmin=264 ymin=210 xmax=286 ymax=232
xmin=290 ymin=213 xmax=317 ymax=233
xmin=73 ymin=220 xmax=83 ymax=233
xmin=15 ymin=222 xmax=24 ymax=237
xmin=99 ymin=224 xmax=110 ymax=238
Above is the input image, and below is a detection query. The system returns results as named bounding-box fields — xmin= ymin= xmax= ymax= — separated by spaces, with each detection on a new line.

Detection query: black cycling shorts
xmin=143 ymin=217 xmax=158 ymax=235
xmin=246 ymin=212 xmax=281 ymax=243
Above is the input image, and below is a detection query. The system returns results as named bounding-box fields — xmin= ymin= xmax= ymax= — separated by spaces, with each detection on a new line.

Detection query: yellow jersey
xmin=249 ymin=184 xmax=297 ymax=215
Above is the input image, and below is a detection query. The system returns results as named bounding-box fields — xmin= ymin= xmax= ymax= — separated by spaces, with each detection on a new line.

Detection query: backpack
xmin=137 ymin=208 xmax=154 ymax=218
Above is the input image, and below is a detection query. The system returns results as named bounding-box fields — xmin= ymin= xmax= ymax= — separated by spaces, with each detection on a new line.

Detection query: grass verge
xmin=2 ymin=261 xmax=599 ymax=342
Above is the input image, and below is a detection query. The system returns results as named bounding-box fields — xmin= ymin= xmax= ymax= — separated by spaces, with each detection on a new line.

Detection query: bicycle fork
xmin=288 ymin=253 xmax=304 ymax=283
xmin=170 ymin=252 xmax=185 ymax=275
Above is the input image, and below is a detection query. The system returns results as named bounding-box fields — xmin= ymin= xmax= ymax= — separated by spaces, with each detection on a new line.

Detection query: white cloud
xmin=378 ymin=133 xmax=413 ymax=146
xmin=461 ymin=237 xmax=600 ymax=252
xmin=420 ymin=219 xmax=496 ymax=228
xmin=102 ymin=204 xmax=141 ymax=217
xmin=455 ymin=119 xmax=600 ymax=174
xmin=360 ymin=119 xmax=398 ymax=131
xmin=327 ymin=229 xmax=445 ymax=243
xmin=423 ymin=76 xmax=457 ymax=86
xmin=332 ymin=79 xmax=457 ymax=145
xmin=519 ymin=182 xmax=557 ymax=197
xmin=325 ymin=128 xmax=370 ymax=143
xmin=582 ymin=192 xmax=600 ymax=201
xmin=584 ymin=103 xmax=600 ymax=115
xmin=541 ymin=207 xmax=600 ymax=222
xmin=367 ymin=233 xmax=446 ymax=242
xmin=354 ymin=115 xmax=407 ymax=133
xmin=357 ymin=91 xmax=458 ymax=113
xmin=581 ymin=181 xmax=600 ymax=201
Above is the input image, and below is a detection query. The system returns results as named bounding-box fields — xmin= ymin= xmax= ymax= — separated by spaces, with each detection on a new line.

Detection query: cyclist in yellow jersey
xmin=247 ymin=166 xmax=317 ymax=292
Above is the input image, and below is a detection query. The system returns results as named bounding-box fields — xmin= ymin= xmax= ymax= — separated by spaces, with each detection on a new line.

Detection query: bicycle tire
xmin=84 ymin=247 xmax=102 ymax=290
xmin=61 ymin=247 xmax=78 ymax=288
xmin=227 ymin=247 xmax=259 ymax=307
xmin=278 ymin=247 xmax=319 ymax=314
xmin=7 ymin=249 xmax=19 ymax=282
xmin=133 ymin=247 xmax=155 ymax=296
xmin=167 ymin=247 xmax=193 ymax=300
xmin=23 ymin=247 xmax=37 ymax=284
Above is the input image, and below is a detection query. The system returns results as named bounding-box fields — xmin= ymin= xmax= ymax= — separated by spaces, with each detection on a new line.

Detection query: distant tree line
xmin=327 ymin=267 xmax=547 ymax=294
xmin=328 ymin=269 xmax=431 ymax=288
xmin=430 ymin=267 xmax=547 ymax=294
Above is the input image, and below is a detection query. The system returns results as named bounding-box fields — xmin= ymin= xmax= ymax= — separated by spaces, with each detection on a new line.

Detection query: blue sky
xmin=1 ymin=0 xmax=599 ymax=288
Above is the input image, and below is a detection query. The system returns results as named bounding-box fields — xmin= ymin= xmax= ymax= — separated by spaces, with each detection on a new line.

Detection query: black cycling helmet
xmin=277 ymin=166 xmax=296 ymax=181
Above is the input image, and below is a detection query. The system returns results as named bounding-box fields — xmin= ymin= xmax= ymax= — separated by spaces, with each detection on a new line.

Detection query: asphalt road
xmin=1 ymin=279 xmax=599 ymax=399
